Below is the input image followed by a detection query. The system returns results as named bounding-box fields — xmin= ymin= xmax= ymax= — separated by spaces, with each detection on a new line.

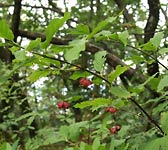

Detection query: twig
xmin=31 ymin=51 xmax=165 ymax=135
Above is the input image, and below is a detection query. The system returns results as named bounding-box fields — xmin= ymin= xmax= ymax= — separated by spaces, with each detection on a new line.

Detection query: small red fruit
xmin=57 ymin=101 xmax=70 ymax=109
xmin=79 ymin=78 xmax=91 ymax=88
xmin=57 ymin=101 xmax=64 ymax=109
xmin=115 ymin=125 xmax=121 ymax=131
xmin=109 ymin=107 xmax=117 ymax=113
xmin=63 ymin=102 xmax=70 ymax=109
xmin=110 ymin=127 xmax=117 ymax=134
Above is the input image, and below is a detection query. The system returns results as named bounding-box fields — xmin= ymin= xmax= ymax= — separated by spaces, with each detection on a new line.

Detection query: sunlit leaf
xmin=158 ymin=48 xmax=168 ymax=55
xmin=150 ymin=32 xmax=163 ymax=49
xmin=118 ymin=30 xmax=129 ymax=46
xmin=74 ymin=98 xmax=111 ymax=109
xmin=29 ymin=70 xmax=50 ymax=83
xmin=70 ymin=24 xmax=90 ymax=35
xmin=64 ymin=38 xmax=86 ymax=62
xmin=93 ymin=51 xmax=107 ymax=72
xmin=160 ymin=111 xmax=168 ymax=134
xmin=87 ymin=17 xmax=116 ymax=40
xmin=0 ymin=19 xmax=14 ymax=40
xmin=42 ymin=12 xmax=70 ymax=48
xmin=0 ymin=142 xmax=12 ymax=150
xmin=157 ymin=75 xmax=168 ymax=91
xmin=108 ymin=65 xmax=128 ymax=83
xmin=110 ymin=86 xmax=130 ymax=98
xmin=26 ymin=38 xmax=41 ymax=51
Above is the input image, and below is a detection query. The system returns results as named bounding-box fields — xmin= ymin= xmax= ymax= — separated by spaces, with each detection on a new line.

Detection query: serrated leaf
xmin=160 ymin=111 xmax=168 ymax=134
xmin=157 ymin=75 xmax=168 ymax=91
xmin=70 ymin=24 xmax=90 ymax=35
xmin=0 ymin=19 xmax=14 ymax=40
xmin=16 ymin=112 xmax=35 ymax=122
xmin=150 ymin=32 xmax=163 ymax=49
xmin=118 ymin=31 xmax=129 ymax=46
xmin=110 ymin=86 xmax=130 ymax=98
xmin=29 ymin=70 xmax=50 ymax=83
xmin=87 ymin=17 xmax=116 ymax=40
xmin=42 ymin=12 xmax=70 ymax=48
xmin=108 ymin=65 xmax=128 ymax=83
xmin=74 ymin=98 xmax=111 ymax=109
xmin=158 ymin=48 xmax=168 ymax=55
xmin=64 ymin=38 xmax=86 ymax=62
xmin=26 ymin=38 xmax=41 ymax=51
xmin=93 ymin=51 xmax=107 ymax=72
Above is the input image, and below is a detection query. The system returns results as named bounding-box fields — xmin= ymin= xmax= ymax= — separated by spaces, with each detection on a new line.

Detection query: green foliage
xmin=0 ymin=1 xmax=168 ymax=150
xmin=157 ymin=75 xmax=168 ymax=91
xmin=29 ymin=70 xmax=50 ymax=83
xmin=108 ymin=65 xmax=128 ymax=83
xmin=93 ymin=51 xmax=107 ymax=72
xmin=42 ymin=12 xmax=70 ymax=48
xmin=64 ymin=38 xmax=86 ymax=62
xmin=0 ymin=20 xmax=14 ymax=40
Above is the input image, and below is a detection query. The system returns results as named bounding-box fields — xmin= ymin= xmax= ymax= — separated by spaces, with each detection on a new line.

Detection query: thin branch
xmin=17 ymin=29 xmax=138 ymax=81
xmin=32 ymin=51 xmax=165 ymax=136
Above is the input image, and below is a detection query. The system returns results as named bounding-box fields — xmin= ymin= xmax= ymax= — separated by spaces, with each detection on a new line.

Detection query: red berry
xmin=57 ymin=101 xmax=64 ymax=109
xmin=110 ymin=127 xmax=117 ymax=134
xmin=63 ymin=102 xmax=70 ymax=109
xmin=79 ymin=78 xmax=91 ymax=88
xmin=109 ymin=107 xmax=117 ymax=113
xmin=115 ymin=125 xmax=121 ymax=131
xmin=105 ymin=107 xmax=110 ymax=112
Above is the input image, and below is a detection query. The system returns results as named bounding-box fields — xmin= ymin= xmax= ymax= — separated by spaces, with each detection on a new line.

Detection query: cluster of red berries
xmin=105 ymin=107 xmax=117 ymax=113
xmin=57 ymin=101 xmax=70 ymax=109
xmin=109 ymin=125 xmax=121 ymax=134
xmin=79 ymin=78 xmax=92 ymax=88
xmin=105 ymin=107 xmax=121 ymax=134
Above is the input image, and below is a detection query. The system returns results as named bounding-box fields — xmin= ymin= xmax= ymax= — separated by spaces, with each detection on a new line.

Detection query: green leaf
xmin=70 ymin=24 xmax=90 ymax=35
xmin=26 ymin=38 xmax=41 ymax=51
xmin=110 ymin=136 xmax=115 ymax=150
xmin=110 ymin=86 xmax=130 ymax=98
xmin=64 ymin=38 xmax=86 ymax=62
xmin=0 ymin=19 xmax=14 ymax=40
xmin=118 ymin=31 xmax=129 ymax=46
xmin=93 ymin=51 xmax=107 ymax=72
xmin=87 ymin=17 xmax=116 ymax=40
xmin=42 ymin=12 xmax=70 ymax=48
xmin=14 ymin=50 xmax=27 ymax=61
xmin=29 ymin=70 xmax=50 ymax=83
xmin=50 ymin=45 xmax=72 ymax=54
xmin=92 ymin=137 xmax=100 ymax=150
xmin=140 ymin=42 xmax=156 ymax=51
xmin=0 ymin=142 xmax=12 ymax=150
xmin=150 ymin=32 xmax=163 ymax=49
xmin=157 ymin=75 xmax=168 ymax=91
xmin=108 ymin=65 xmax=128 ymax=83
xmin=16 ymin=112 xmax=35 ymax=122
xmin=58 ymin=125 xmax=69 ymax=141
xmin=158 ymin=48 xmax=168 ymax=55
xmin=68 ymin=121 xmax=88 ymax=142
xmin=160 ymin=111 xmax=168 ymax=134
xmin=140 ymin=136 xmax=168 ymax=150
xmin=74 ymin=98 xmax=111 ymax=109
xmin=70 ymin=71 xmax=91 ymax=80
